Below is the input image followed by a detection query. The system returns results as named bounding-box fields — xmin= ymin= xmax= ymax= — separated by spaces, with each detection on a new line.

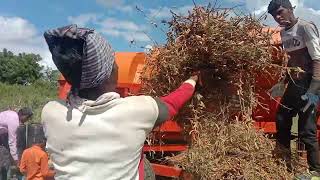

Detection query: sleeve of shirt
xmin=8 ymin=119 xmax=19 ymax=161
xmin=19 ymin=151 xmax=27 ymax=174
xmin=303 ymin=22 xmax=320 ymax=60
xmin=40 ymin=152 xmax=55 ymax=177
xmin=154 ymin=79 xmax=196 ymax=126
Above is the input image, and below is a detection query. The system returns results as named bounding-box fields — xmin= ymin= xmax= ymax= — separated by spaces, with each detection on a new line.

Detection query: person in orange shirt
xmin=19 ymin=127 xmax=55 ymax=180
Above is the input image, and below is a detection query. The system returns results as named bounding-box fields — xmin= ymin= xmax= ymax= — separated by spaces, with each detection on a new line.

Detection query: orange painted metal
xmin=57 ymin=52 xmax=146 ymax=98
xmin=151 ymin=163 xmax=182 ymax=178
xmin=143 ymin=145 xmax=188 ymax=152
xmin=153 ymin=120 xmax=182 ymax=132
xmin=114 ymin=52 xmax=145 ymax=95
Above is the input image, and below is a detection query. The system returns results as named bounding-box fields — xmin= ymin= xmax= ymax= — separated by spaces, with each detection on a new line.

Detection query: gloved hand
xmin=268 ymin=81 xmax=286 ymax=98
xmin=301 ymin=93 xmax=319 ymax=112
xmin=301 ymin=78 xmax=320 ymax=112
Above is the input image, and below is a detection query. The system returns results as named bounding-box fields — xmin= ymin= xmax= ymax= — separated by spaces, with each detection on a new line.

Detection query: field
xmin=0 ymin=81 xmax=57 ymax=122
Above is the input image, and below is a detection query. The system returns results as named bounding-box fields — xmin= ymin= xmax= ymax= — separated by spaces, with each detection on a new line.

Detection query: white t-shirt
xmin=41 ymin=93 xmax=159 ymax=180
xmin=281 ymin=19 xmax=320 ymax=74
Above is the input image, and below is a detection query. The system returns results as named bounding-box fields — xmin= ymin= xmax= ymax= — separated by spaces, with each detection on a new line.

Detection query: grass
xmin=0 ymin=81 xmax=57 ymax=122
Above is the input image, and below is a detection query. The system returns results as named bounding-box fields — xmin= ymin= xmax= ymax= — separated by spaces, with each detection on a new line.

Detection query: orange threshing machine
xmin=57 ymin=51 xmax=281 ymax=178
xmin=57 ymin=30 xmax=320 ymax=178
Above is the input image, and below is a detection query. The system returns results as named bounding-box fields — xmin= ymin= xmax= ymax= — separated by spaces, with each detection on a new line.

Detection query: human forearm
xmin=19 ymin=153 xmax=27 ymax=174
xmin=160 ymin=80 xmax=196 ymax=118
xmin=312 ymin=60 xmax=320 ymax=80
xmin=8 ymin=128 xmax=18 ymax=161
xmin=154 ymin=78 xmax=197 ymax=126
xmin=43 ymin=170 xmax=55 ymax=177
xmin=41 ymin=155 xmax=55 ymax=177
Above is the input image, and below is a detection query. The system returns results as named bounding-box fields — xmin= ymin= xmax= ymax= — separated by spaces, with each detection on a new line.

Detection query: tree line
xmin=0 ymin=48 xmax=59 ymax=85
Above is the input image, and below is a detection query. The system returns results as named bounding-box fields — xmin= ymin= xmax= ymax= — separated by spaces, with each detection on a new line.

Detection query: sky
xmin=0 ymin=0 xmax=319 ymax=68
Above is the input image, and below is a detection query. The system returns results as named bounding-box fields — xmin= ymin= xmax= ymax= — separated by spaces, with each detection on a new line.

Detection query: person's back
xmin=19 ymin=145 xmax=55 ymax=180
xmin=0 ymin=110 xmax=20 ymax=170
xmin=0 ymin=110 xmax=19 ymax=135
xmin=42 ymin=94 xmax=159 ymax=180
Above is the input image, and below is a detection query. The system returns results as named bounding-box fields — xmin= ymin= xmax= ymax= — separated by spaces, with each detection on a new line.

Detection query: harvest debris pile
xmin=141 ymin=4 xmax=307 ymax=180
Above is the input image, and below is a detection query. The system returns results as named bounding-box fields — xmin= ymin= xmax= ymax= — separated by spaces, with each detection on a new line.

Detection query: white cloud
xmin=149 ymin=5 xmax=194 ymax=19
xmin=100 ymin=27 xmax=149 ymax=42
xmin=67 ymin=13 xmax=98 ymax=27
xmin=100 ymin=18 xmax=141 ymax=31
xmin=96 ymin=0 xmax=123 ymax=7
xmin=96 ymin=0 xmax=133 ymax=13
xmin=116 ymin=5 xmax=134 ymax=13
xmin=122 ymin=32 xmax=149 ymax=42
xmin=149 ymin=7 xmax=172 ymax=19
xmin=252 ymin=6 xmax=267 ymax=15
xmin=144 ymin=44 xmax=152 ymax=50
xmin=98 ymin=18 xmax=150 ymax=42
xmin=67 ymin=14 xmax=151 ymax=43
xmin=0 ymin=16 xmax=38 ymax=43
xmin=0 ymin=16 xmax=55 ymax=68
xmin=102 ymin=29 xmax=121 ymax=36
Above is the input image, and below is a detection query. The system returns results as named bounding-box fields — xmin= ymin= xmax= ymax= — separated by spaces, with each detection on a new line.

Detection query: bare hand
xmin=190 ymin=71 xmax=202 ymax=86
xmin=190 ymin=74 xmax=199 ymax=82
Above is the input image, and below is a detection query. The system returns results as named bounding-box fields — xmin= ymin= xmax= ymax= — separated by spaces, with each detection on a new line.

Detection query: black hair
xmin=268 ymin=0 xmax=293 ymax=14
xmin=18 ymin=107 xmax=33 ymax=118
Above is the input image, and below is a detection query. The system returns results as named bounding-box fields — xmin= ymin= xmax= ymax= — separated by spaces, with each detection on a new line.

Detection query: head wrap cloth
xmin=44 ymin=24 xmax=115 ymax=90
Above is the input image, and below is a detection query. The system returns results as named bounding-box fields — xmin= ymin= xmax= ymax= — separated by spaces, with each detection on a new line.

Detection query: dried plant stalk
xmin=141 ymin=5 xmax=307 ymax=179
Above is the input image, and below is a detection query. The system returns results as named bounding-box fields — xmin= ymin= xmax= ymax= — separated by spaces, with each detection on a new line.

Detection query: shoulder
xmin=123 ymin=95 xmax=157 ymax=107
xmin=12 ymin=111 xmax=19 ymax=119
xmin=41 ymin=100 xmax=67 ymax=123
xmin=299 ymin=19 xmax=315 ymax=26
xmin=5 ymin=110 xmax=19 ymax=118
xmin=38 ymin=149 xmax=47 ymax=157
xmin=121 ymin=95 xmax=159 ymax=115
xmin=299 ymin=19 xmax=318 ymax=31
xmin=2 ymin=110 xmax=19 ymax=124
xmin=22 ymin=148 xmax=31 ymax=155
xmin=42 ymin=100 xmax=67 ymax=113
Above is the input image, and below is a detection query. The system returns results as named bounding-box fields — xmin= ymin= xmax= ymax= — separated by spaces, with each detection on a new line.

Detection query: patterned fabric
xmin=80 ymin=32 xmax=115 ymax=89
xmin=44 ymin=24 xmax=115 ymax=90
xmin=0 ymin=133 xmax=12 ymax=168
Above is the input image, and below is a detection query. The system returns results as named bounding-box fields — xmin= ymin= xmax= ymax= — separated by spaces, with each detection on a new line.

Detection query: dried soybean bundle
xmin=169 ymin=110 xmax=307 ymax=179
xmin=141 ymin=5 xmax=281 ymax=99
xmin=141 ymin=4 xmax=307 ymax=180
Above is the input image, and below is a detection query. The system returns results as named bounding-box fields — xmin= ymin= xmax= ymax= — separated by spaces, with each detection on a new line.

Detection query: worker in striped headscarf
xmin=42 ymin=24 xmax=200 ymax=180
xmin=44 ymin=24 xmax=116 ymax=109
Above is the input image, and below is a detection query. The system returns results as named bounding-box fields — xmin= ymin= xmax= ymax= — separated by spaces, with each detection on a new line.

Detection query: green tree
xmin=43 ymin=67 xmax=60 ymax=86
xmin=0 ymin=49 xmax=43 ymax=84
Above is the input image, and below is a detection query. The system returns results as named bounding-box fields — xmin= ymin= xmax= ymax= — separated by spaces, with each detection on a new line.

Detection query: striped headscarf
xmin=44 ymin=24 xmax=115 ymax=90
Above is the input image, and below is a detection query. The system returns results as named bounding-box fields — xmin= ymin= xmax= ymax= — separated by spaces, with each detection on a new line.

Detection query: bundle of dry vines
xmin=141 ymin=4 xmax=307 ymax=179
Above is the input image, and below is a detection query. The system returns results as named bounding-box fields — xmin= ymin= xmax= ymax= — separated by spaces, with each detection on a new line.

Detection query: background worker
xmin=268 ymin=0 xmax=320 ymax=178
xmin=19 ymin=124 xmax=55 ymax=180
xmin=42 ymin=24 xmax=199 ymax=180
xmin=0 ymin=107 xmax=33 ymax=180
